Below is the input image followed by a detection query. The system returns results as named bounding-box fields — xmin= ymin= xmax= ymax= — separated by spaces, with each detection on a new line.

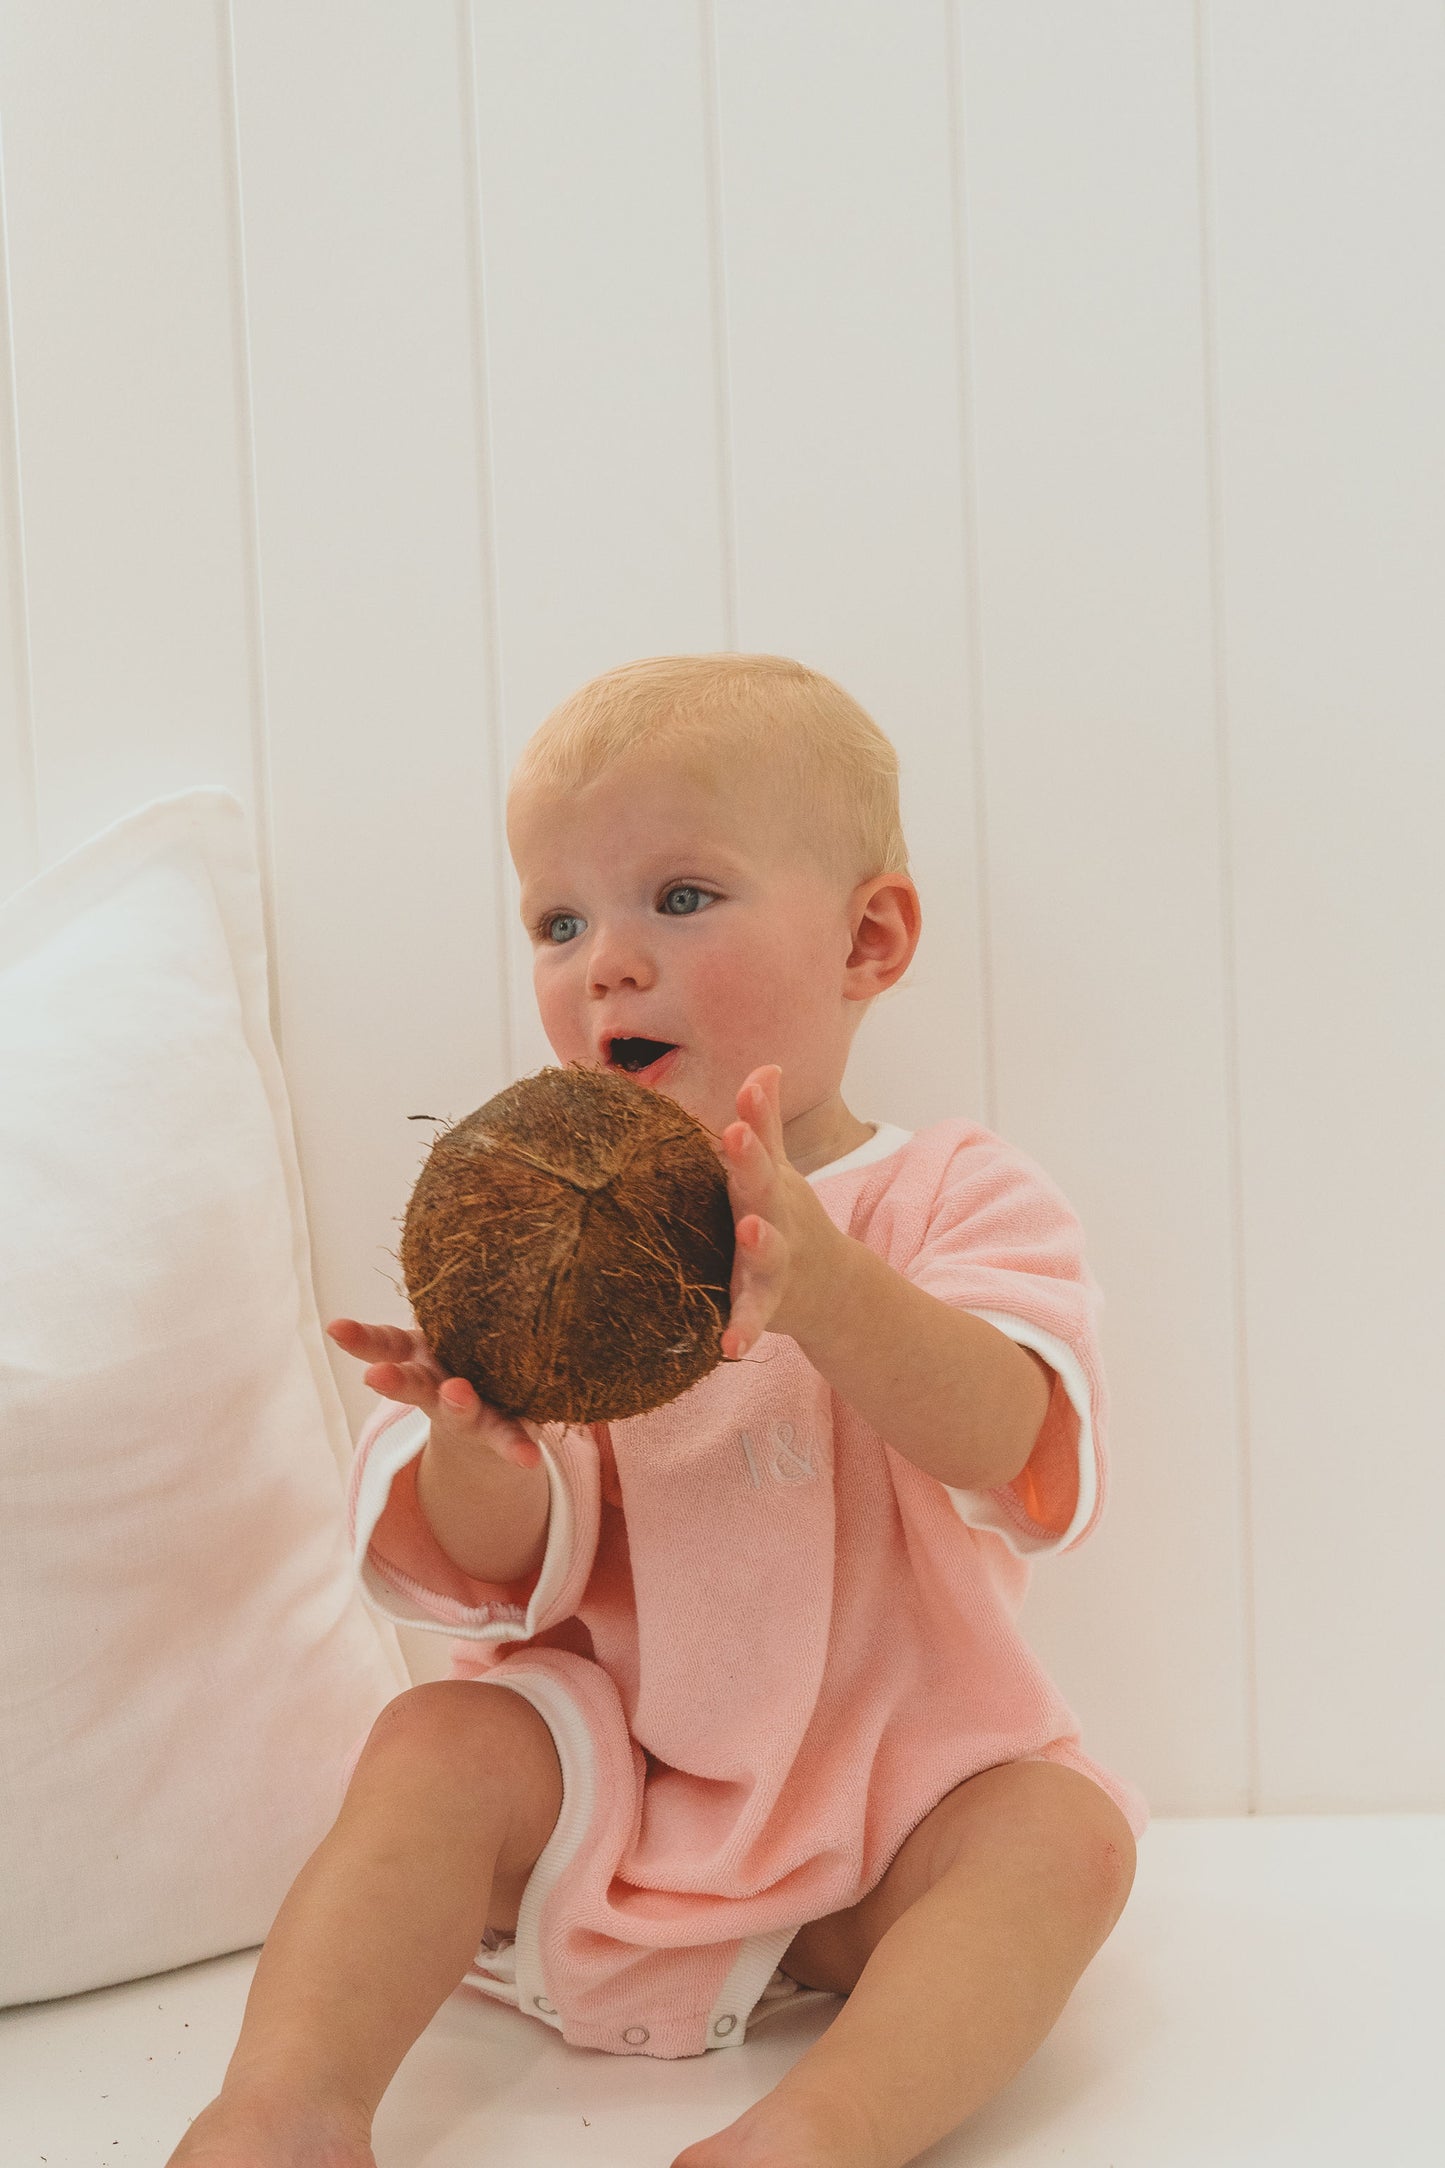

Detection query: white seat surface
xmin=3 ymin=1814 xmax=1441 ymax=2165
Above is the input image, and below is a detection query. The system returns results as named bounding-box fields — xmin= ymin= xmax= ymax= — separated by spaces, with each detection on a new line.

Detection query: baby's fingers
xmin=327 ymin=1317 xmax=415 ymax=1362
xmin=360 ymin=1357 xmax=440 ymax=1408
xmin=330 ymin=1320 xmax=538 ymax=1468
xmin=436 ymin=1377 xmax=543 ymax=1469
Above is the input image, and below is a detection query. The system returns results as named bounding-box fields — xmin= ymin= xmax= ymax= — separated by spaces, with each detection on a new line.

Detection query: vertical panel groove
xmin=218 ymin=0 xmax=282 ymax=1058
xmin=0 ymin=92 xmax=39 ymax=881
xmin=945 ymin=2 xmax=996 ymax=1133
xmin=699 ymin=0 xmax=738 ymax=651
xmin=1193 ymin=0 xmax=1259 ymax=1814
xmin=457 ymin=0 xmax=514 ymax=1071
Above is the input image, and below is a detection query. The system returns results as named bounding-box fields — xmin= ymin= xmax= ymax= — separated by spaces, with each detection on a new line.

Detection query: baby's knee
xmin=1069 ymin=1789 xmax=1137 ymax=1934
xmin=352 ymin=1681 xmax=563 ymax=1883
xmin=362 ymin=1678 xmax=493 ymax=1753
xmin=361 ymin=1680 xmax=546 ymax=1780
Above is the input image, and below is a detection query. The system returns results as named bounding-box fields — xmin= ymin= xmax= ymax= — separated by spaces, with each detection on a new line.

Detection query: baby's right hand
xmin=325 ymin=1317 xmax=543 ymax=1469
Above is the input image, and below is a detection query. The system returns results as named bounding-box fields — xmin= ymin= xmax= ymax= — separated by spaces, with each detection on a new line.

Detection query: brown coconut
xmin=400 ymin=1063 xmax=736 ymax=1425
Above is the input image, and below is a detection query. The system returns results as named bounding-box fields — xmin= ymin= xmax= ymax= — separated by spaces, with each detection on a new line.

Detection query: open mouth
xmin=607 ymin=1037 xmax=680 ymax=1083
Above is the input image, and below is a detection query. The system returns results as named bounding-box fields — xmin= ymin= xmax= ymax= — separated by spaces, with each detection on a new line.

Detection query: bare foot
xmin=165 ymin=2082 xmax=377 ymax=2168
xmin=670 ymin=2085 xmax=882 ymax=2168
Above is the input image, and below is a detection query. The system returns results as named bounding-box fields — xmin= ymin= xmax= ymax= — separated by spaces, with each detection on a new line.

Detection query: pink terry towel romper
xmin=346 ymin=1116 xmax=1150 ymax=2060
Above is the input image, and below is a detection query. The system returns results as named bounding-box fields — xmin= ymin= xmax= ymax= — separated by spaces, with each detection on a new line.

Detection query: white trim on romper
xmin=803 ymin=1124 xmax=1098 ymax=1560
xmin=351 ymin=1116 xmax=1095 ymax=2045
xmin=460 ymin=1668 xmax=834 ymax=2047
xmin=353 ymin=1403 xmax=577 ymax=1636
xmin=351 ymin=1405 xmax=836 ymax=2047
xmin=944 ymin=1315 xmax=1099 ymax=1557
xmin=803 ymin=1118 xmax=912 ymax=1184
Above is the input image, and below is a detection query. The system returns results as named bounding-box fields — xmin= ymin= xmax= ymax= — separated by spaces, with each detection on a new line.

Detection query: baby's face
xmin=508 ymin=755 xmax=864 ymax=1146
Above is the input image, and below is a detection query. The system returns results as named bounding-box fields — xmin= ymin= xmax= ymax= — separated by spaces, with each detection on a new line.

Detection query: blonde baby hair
xmin=507 ymin=652 xmax=910 ymax=899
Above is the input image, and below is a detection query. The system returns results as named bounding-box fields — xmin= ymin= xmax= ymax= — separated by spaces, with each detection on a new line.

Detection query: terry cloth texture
xmin=347 ymin=1116 xmax=1150 ymax=2060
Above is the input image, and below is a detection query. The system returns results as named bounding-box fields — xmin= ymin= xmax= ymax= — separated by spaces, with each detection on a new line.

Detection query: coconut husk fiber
xmin=400 ymin=1063 xmax=737 ymax=1425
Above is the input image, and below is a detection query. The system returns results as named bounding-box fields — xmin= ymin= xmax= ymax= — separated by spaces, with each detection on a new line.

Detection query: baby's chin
xmin=626 ymin=1065 xmax=733 ymax=1148
xmin=561 ymin=1046 xmax=731 ymax=1144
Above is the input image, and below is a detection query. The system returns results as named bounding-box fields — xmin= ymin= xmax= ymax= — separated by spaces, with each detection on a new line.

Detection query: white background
xmin=1 ymin=0 xmax=1440 ymax=1819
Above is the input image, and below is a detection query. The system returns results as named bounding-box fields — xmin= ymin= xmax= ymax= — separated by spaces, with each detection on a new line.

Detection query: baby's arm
xmin=789 ymin=1244 xmax=1052 ymax=1493
xmin=416 ymin=1420 xmax=549 ymax=1584
xmin=328 ymin=1318 xmax=550 ymax=1586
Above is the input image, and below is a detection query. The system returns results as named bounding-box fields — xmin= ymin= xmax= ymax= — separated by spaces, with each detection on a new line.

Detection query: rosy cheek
xmin=687 ymin=946 xmax=772 ymax=1035
xmin=534 ymin=965 xmax=583 ymax=1056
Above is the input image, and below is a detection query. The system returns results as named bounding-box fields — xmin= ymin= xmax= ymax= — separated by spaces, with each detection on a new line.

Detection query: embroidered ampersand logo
xmin=736 ymin=1421 xmax=816 ymax=1489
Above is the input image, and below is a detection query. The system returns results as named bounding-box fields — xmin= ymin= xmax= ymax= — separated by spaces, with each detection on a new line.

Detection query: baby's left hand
xmin=714 ymin=1065 xmax=845 ymax=1359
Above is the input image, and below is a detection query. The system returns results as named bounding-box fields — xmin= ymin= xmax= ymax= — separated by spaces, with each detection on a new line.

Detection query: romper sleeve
xmin=345 ymin=1397 xmax=602 ymax=1646
xmin=902 ymin=1131 xmax=1110 ymax=1558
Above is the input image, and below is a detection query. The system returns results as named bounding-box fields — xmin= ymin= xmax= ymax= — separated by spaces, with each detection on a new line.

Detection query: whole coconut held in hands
xmin=400 ymin=1063 xmax=736 ymax=1425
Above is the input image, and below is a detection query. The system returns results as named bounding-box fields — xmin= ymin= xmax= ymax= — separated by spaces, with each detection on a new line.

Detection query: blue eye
xmin=535 ymin=887 xmax=713 ymax=945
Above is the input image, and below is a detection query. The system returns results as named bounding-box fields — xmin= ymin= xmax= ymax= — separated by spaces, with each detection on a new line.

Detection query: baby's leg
xmin=165 ymin=1680 xmax=563 ymax=2166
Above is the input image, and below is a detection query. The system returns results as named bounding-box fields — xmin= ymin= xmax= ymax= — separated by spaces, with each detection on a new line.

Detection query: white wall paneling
xmin=0 ymin=94 xmax=36 ymax=899
xmin=467 ymin=0 xmax=731 ymax=1084
xmin=0 ymin=0 xmax=258 ymax=881
xmin=1204 ymin=0 xmax=1445 ymax=1810
xmin=711 ymin=0 xmax=979 ymax=1137
xmin=951 ymin=0 xmax=1247 ymax=1813
xmin=0 ymin=0 xmax=1440 ymax=1807
xmin=230 ymin=0 xmax=503 ymax=1517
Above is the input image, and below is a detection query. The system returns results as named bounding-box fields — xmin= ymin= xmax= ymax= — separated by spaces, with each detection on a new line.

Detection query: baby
xmin=169 ymin=653 xmax=1146 ymax=2168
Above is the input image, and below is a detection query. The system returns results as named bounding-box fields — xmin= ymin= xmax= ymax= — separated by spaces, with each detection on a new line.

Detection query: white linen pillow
xmin=0 ymin=786 xmax=408 ymax=2006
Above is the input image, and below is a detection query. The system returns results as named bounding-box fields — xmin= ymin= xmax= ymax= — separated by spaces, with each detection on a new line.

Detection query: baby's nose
xmin=587 ymin=932 xmax=657 ymax=993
